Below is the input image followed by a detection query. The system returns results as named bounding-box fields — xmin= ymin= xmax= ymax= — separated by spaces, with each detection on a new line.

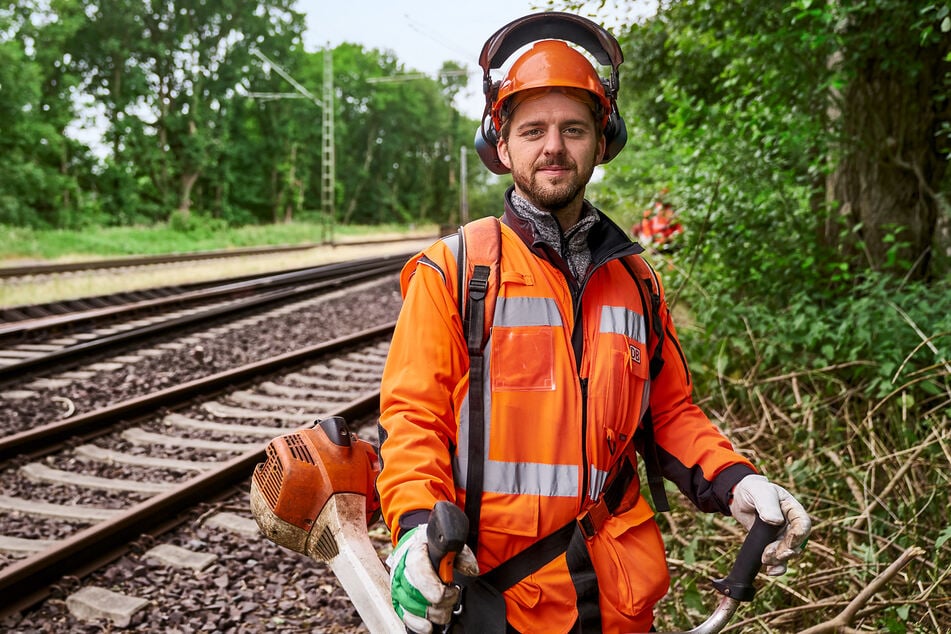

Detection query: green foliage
xmin=167 ymin=209 xmax=228 ymax=236
xmin=331 ymin=43 xmax=475 ymax=227
xmin=550 ymin=0 xmax=951 ymax=628
xmin=0 ymin=221 xmax=436 ymax=260
xmin=679 ymin=271 xmax=951 ymax=403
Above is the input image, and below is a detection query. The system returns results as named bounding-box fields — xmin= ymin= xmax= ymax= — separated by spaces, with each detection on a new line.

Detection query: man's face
xmin=497 ymin=89 xmax=605 ymax=214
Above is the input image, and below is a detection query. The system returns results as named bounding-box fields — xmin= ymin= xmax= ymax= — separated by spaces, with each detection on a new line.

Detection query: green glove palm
xmin=387 ymin=524 xmax=479 ymax=634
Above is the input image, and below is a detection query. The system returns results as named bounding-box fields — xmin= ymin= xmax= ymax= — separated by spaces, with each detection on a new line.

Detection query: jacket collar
xmin=499 ymin=186 xmax=643 ymax=269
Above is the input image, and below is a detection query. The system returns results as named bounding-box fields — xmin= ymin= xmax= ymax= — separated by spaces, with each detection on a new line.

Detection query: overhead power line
xmin=249 ymin=47 xmax=324 ymax=109
xmin=366 ymin=69 xmax=471 ymax=84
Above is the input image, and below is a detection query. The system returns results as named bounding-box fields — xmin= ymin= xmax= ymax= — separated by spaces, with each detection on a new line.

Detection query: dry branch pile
xmin=651 ymin=352 xmax=950 ymax=632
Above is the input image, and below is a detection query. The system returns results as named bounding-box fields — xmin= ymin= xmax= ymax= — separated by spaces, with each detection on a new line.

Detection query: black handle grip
xmin=427 ymin=501 xmax=469 ymax=583
xmin=711 ymin=516 xmax=783 ymax=602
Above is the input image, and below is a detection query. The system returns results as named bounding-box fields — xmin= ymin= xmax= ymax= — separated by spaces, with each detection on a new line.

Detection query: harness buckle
xmin=577 ymin=499 xmax=610 ymax=541
xmin=468 ymin=266 xmax=490 ymax=300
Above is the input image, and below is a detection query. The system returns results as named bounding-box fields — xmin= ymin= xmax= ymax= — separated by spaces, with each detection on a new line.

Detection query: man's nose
xmin=543 ymin=128 xmax=567 ymax=154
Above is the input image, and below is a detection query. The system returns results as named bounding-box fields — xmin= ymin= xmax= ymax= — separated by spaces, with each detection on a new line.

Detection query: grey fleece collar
xmin=509 ymin=191 xmax=598 ymax=282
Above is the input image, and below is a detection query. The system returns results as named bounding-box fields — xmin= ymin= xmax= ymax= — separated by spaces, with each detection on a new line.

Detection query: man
xmin=377 ymin=13 xmax=810 ymax=633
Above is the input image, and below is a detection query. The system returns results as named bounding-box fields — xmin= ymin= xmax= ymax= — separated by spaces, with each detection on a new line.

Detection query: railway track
xmin=0 ymin=325 xmax=394 ymax=627
xmin=0 ymin=253 xmax=411 ymax=382
xmin=0 ymin=244 xmax=421 ymax=629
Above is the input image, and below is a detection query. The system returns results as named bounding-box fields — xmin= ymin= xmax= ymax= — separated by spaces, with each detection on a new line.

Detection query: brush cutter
xmin=250 ymin=417 xmax=781 ymax=634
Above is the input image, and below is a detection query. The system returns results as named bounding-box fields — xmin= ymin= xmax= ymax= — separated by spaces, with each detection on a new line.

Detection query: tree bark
xmin=825 ymin=9 xmax=950 ymax=281
xmin=342 ymin=124 xmax=378 ymax=225
xmin=177 ymin=120 xmax=200 ymax=213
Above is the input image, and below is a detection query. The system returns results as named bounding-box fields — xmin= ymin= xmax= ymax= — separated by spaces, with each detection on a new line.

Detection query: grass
xmin=0 ymin=220 xmax=439 ymax=264
xmin=0 ymin=220 xmax=439 ymax=308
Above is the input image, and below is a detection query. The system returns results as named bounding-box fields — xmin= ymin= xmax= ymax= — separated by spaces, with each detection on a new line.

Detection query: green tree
xmin=0 ymin=2 xmax=91 ymax=228
xmin=332 ymin=43 xmax=473 ymax=227
xmin=61 ymin=0 xmax=306 ymax=222
xmin=586 ymin=0 xmax=949 ymax=289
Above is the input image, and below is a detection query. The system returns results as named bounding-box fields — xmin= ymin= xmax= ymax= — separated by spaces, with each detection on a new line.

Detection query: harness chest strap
xmin=625 ymin=255 xmax=671 ymax=514
xmin=458 ymin=217 xmax=502 ymax=552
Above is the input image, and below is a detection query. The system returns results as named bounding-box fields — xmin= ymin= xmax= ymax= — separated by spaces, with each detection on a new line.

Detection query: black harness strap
xmin=463 ymin=263 xmax=490 ymax=551
xmin=457 ymin=217 xmax=502 ymax=553
xmin=623 ymin=256 xmax=671 ymax=513
xmin=567 ymin=528 xmax=602 ymax=632
xmin=481 ymin=520 xmax=576 ymax=591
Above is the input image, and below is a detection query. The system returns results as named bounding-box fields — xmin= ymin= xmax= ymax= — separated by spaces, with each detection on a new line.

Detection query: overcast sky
xmin=294 ymin=1 xmax=653 ymax=119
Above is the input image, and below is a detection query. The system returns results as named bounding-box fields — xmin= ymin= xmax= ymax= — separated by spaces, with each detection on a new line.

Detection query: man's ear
xmin=597 ymin=134 xmax=607 ymax=162
xmin=497 ymin=138 xmax=512 ymax=170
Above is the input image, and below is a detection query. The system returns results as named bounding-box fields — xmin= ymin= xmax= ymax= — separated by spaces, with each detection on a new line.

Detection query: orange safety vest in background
xmin=378 ymin=200 xmax=755 ymax=633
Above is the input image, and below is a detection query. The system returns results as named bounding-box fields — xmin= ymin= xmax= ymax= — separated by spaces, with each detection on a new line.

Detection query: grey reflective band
xmin=495 ymin=296 xmax=563 ymax=327
xmin=416 ymin=256 xmax=446 ymax=284
xmin=600 ymin=305 xmax=647 ymax=343
xmin=486 ymin=460 xmax=579 ymax=496
xmin=589 ymin=465 xmax=609 ymax=501
xmin=443 ymin=233 xmax=461 ymax=260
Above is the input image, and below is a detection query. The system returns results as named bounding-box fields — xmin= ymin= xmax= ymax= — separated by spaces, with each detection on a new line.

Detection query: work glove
xmin=387 ymin=524 xmax=479 ymax=634
xmin=729 ymin=474 xmax=812 ymax=576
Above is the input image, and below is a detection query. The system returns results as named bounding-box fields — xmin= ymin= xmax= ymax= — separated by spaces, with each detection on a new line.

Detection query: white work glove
xmin=729 ymin=474 xmax=812 ymax=575
xmin=387 ymin=524 xmax=479 ymax=634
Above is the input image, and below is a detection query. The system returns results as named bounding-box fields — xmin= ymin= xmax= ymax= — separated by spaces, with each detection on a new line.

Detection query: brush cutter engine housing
xmin=250 ymin=417 xmax=381 ymax=561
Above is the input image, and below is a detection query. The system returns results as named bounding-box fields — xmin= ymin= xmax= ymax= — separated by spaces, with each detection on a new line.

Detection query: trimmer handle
xmin=711 ymin=516 xmax=783 ymax=602
xmin=427 ymin=501 xmax=469 ymax=583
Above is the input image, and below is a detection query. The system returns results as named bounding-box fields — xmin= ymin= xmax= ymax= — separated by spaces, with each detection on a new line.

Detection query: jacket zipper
xmin=579 ymin=377 xmax=589 ymax=504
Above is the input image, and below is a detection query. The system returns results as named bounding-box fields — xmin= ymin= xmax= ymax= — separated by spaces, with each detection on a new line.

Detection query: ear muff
xmin=602 ymin=105 xmax=628 ymax=164
xmin=475 ymin=115 xmax=507 ymax=175
xmin=474 ymin=12 xmax=627 ymax=174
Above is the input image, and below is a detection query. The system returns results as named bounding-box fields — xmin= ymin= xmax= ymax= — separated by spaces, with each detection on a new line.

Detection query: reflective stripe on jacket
xmin=378 ymin=198 xmax=755 ymax=633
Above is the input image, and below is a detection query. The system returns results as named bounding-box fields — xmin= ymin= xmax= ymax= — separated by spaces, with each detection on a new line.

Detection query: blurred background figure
xmin=635 ymin=190 xmax=683 ymax=253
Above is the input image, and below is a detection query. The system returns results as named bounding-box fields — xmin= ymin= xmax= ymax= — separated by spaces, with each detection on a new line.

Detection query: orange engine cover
xmin=252 ymin=417 xmax=381 ymax=531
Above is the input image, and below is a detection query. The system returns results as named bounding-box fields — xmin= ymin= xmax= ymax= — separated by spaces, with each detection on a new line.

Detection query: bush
xmin=167 ymin=209 xmax=229 ymax=237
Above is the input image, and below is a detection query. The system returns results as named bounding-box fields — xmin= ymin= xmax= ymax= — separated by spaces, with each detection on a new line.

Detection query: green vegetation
xmin=2 ymin=0 xmax=949 ymax=630
xmin=573 ymin=0 xmax=950 ymax=630
xmin=0 ymin=219 xmax=436 ymax=262
xmin=0 ymin=0 xmax=496 ymax=231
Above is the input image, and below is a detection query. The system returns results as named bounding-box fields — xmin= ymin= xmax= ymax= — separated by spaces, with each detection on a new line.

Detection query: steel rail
xmin=0 ymin=253 xmax=412 ymax=336
xmin=0 ymin=262 xmax=403 ymax=382
xmin=0 ymin=243 xmax=320 ymax=278
xmin=0 ymin=323 xmax=395 ymax=463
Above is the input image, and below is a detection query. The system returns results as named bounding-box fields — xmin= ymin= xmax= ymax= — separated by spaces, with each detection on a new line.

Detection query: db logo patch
xmin=629 ymin=344 xmax=641 ymax=364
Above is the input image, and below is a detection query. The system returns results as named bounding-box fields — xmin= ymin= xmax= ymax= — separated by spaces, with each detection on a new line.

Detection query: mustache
xmin=535 ymin=159 xmax=576 ymax=170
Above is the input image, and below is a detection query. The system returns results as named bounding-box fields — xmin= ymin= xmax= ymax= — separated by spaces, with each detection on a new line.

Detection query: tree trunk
xmin=284 ymin=143 xmax=297 ymax=223
xmin=342 ymin=125 xmax=378 ymax=225
xmin=825 ymin=10 xmax=950 ymax=281
xmin=177 ymin=120 xmax=200 ymax=213
xmin=178 ymin=171 xmax=198 ymax=214
xmin=270 ymin=166 xmax=280 ymax=223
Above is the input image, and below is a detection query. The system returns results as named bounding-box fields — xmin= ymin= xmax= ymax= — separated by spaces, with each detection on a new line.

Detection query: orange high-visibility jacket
xmin=378 ymin=195 xmax=755 ymax=633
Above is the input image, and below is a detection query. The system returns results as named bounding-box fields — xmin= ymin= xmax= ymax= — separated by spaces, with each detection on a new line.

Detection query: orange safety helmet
xmin=474 ymin=12 xmax=627 ymax=175
xmin=490 ymin=39 xmax=612 ymax=132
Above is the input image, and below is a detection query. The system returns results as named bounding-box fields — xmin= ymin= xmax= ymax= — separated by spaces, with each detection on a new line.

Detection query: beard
xmin=511 ymin=157 xmax=595 ymax=212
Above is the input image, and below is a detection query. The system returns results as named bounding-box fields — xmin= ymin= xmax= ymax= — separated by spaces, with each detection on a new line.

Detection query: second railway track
xmin=0 ymin=253 xmax=412 ymax=382
xmin=1 ymin=272 xmax=405 ymax=436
